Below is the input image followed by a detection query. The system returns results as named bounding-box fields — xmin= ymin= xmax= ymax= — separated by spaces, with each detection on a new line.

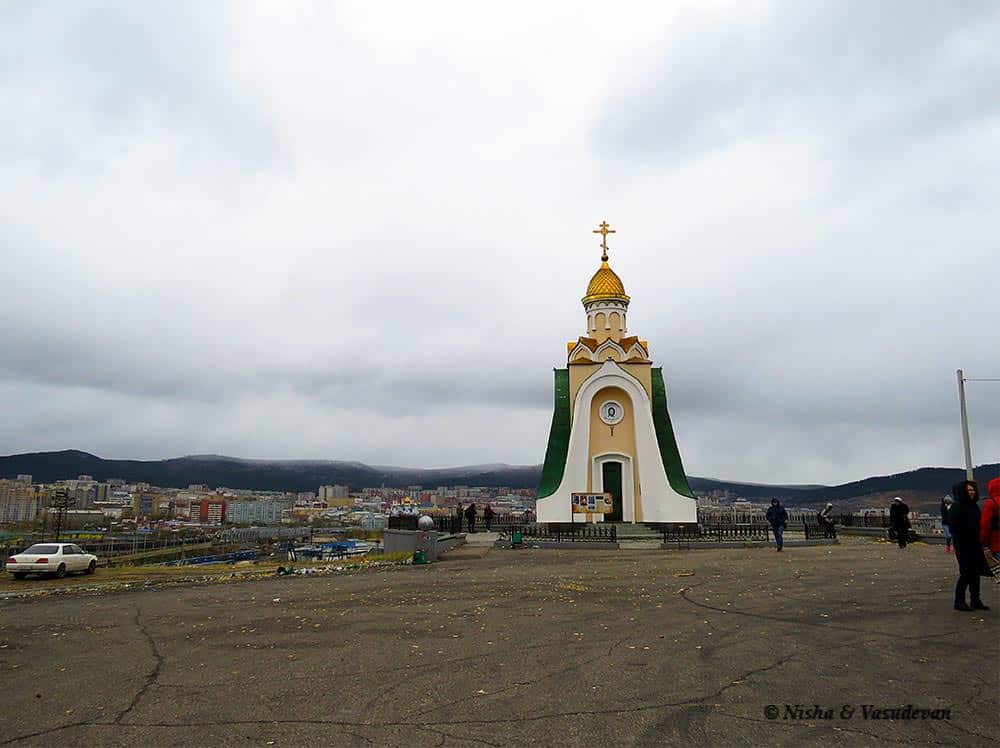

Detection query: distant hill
xmin=0 ymin=450 xmax=996 ymax=510
xmin=0 ymin=450 xmax=542 ymax=492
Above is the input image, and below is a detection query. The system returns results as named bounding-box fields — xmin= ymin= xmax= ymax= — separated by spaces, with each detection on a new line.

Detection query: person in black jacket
xmin=889 ymin=497 xmax=911 ymax=548
xmin=765 ymin=499 xmax=788 ymax=551
xmin=948 ymin=481 xmax=992 ymax=611
xmin=465 ymin=503 xmax=477 ymax=534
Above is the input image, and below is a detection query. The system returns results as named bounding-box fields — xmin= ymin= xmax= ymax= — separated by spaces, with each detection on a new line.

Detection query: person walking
xmin=981 ymin=478 xmax=1000 ymax=567
xmin=818 ymin=503 xmax=836 ymax=538
xmin=940 ymin=494 xmax=955 ymax=553
xmin=765 ymin=498 xmax=788 ymax=551
xmin=465 ymin=503 xmax=477 ymax=534
xmin=949 ymin=481 xmax=992 ymax=611
xmin=483 ymin=504 xmax=494 ymax=532
xmin=889 ymin=497 xmax=911 ymax=549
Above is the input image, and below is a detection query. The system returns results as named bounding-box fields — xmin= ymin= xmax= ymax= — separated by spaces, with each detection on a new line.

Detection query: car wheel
xmin=12 ymin=572 xmax=27 ymax=580
xmin=86 ymin=560 xmax=96 ymax=575
xmin=55 ymin=564 xmax=67 ymax=579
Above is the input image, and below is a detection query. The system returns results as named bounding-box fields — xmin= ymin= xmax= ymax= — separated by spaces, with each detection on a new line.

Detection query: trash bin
xmin=512 ymin=530 xmax=523 ymax=548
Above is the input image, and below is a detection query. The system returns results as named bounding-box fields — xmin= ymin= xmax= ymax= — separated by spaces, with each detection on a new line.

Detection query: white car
xmin=6 ymin=543 xmax=98 ymax=579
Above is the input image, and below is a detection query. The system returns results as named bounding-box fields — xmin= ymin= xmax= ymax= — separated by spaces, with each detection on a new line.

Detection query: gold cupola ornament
xmin=582 ymin=221 xmax=630 ymax=305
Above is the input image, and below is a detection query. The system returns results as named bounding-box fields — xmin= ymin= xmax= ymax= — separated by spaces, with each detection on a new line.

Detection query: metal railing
xmin=386 ymin=512 xmax=526 ymax=533
xmin=834 ymin=514 xmax=888 ymax=528
xmin=803 ymin=522 xmax=837 ymax=540
xmin=503 ymin=524 xmax=617 ymax=543
xmin=662 ymin=524 xmax=772 ymax=544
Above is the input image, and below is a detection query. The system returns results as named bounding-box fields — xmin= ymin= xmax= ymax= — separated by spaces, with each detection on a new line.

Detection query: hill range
xmin=2 ymin=450 xmax=997 ymax=512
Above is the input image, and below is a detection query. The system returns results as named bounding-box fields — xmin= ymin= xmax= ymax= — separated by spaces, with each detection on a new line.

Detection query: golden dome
xmin=583 ymin=261 xmax=630 ymax=305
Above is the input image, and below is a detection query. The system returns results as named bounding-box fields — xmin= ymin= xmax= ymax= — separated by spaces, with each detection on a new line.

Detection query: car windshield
xmin=23 ymin=545 xmax=60 ymax=554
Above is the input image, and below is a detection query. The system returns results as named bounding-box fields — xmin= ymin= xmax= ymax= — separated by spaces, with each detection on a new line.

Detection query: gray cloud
xmin=596 ymin=1 xmax=1000 ymax=167
xmin=0 ymin=1 xmax=284 ymax=173
xmin=0 ymin=1 xmax=996 ymax=483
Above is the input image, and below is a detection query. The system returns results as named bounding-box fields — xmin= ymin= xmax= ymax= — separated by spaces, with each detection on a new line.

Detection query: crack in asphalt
xmin=402 ymin=636 xmax=629 ymax=722
xmin=112 ymin=607 xmax=165 ymax=725
xmin=0 ymin=720 xmax=93 ymax=746
xmin=416 ymin=725 xmax=502 ymax=747
xmin=2 ymin=652 xmax=978 ymax=746
xmin=131 ymin=655 xmax=803 ymax=729
xmin=1 ymin=607 xmax=168 ymax=745
xmin=679 ymin=589 xmax=963 ymax=642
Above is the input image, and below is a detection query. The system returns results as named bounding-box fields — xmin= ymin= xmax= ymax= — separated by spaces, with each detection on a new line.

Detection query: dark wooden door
xmin=603 ymin=461 xmax=623 ymax=522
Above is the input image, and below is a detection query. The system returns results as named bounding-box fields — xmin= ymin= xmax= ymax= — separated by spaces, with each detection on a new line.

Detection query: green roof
xmin=537 ymin=369 xmax=571 ymax=498
xmin=651 ymin=368 xmax=695 ymax=498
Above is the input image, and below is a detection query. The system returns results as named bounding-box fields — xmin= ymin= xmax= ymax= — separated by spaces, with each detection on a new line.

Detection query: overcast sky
xmin=1 ymin=1 xmax=997 ymax=484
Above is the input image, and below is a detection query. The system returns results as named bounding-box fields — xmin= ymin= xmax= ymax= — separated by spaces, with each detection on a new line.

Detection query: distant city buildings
xmin=0 ymin=480 xmax=43 ymax=523
xmin=226 ymin=499 xmax=292 ymax=525
xmin=198 ymin=498 xmax=227 ymax=525
xmin=0 ymin=475 xmax=538 ymax=529
xmin=318 ymin=484 xmax=350 ymax=501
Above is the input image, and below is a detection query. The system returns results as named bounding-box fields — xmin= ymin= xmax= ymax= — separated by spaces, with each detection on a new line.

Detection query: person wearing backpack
xmin=765 ymin=499 xmax=788 ymax=551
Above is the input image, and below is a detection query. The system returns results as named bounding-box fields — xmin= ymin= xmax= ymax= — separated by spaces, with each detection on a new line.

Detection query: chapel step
xmin=607 ymin=523 xmax=663 ymax=540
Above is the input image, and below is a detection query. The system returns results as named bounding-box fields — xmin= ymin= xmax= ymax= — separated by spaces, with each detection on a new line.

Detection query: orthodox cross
xmin=593 ymin=221 xmax=615 ymax=261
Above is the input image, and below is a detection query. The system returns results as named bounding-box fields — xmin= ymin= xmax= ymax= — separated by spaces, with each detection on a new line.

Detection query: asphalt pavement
xmin=1 ymin=538 xmax=997 ymax=746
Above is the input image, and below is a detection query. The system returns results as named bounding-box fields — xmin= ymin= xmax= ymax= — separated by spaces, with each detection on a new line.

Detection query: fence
xmin=803 ymin=522 xmax=837 ymax=540
xmin=697 ymin=509 xmax=940 ymax=530
xmin=834 ymin=514 xmax=889 ymax=528
xmin=662 ymin=524 xmax=772 ymax=544
xmin=504 ymin=524 xmax=618 ymax=543
xmin=387 ymin=512 xmax=527 ymax=533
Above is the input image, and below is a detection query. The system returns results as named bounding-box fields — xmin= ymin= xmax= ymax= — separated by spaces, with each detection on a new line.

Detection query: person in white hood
xmin=940 ymin=494 xmax=955 ymax=554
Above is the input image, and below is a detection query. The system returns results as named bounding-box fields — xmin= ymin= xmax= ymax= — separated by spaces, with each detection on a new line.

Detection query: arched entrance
xmin=594 ymin=453 xmax=634 ymax=523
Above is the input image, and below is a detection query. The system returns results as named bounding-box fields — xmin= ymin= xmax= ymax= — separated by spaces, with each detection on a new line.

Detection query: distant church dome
xmin=583 ymin=260 xmax=630 ymax=305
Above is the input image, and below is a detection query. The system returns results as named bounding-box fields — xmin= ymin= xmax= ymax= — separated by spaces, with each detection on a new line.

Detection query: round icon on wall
xmin=599 ymin=400 xmax=625 ymax=425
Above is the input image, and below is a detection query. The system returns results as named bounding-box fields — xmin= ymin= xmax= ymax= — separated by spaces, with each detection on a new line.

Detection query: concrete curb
xmin=493 ymin=541 xmax=620 ymax=550
xmin=837 ymin=527 xmax=889 ymax=537
xmin=659 ymin=539 xmax=839 ymax=550
xmin=489 ymin=539 xmax=840 ymax=551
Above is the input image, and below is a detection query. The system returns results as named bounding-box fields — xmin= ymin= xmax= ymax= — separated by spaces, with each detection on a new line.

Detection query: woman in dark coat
xmin=889 ymin=497 xmax=911 ymax=549
xmin=465 ymin=503 xmax=477 ymax=534
xmin=949 ymin=481 xmax=992 ymax=611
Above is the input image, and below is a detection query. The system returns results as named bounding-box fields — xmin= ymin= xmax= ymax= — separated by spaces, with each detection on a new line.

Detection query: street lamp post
xmin=957 ymin=369 xmax=974 ymax=481
xmin=956 ymin=370 xmax=1000 ymax=482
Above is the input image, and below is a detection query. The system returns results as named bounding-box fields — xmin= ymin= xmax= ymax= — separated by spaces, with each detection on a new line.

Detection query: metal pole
xmin=957 ymin=369 xmax=974 ymax=481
